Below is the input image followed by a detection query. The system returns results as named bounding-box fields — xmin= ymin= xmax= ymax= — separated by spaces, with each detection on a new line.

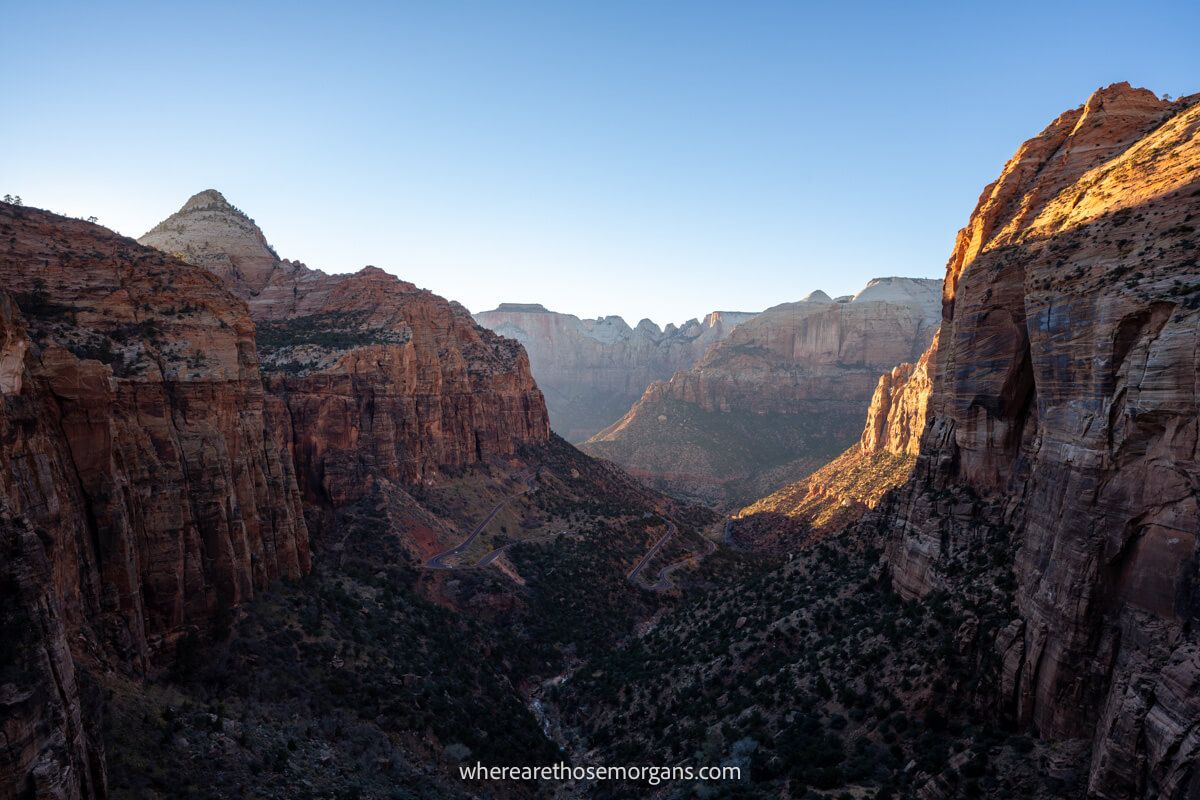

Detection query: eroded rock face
xmin=0 ymin=499 xmax=103 ymax=800
xmin=262 ymin=285 xmax=551 ymax=508
xmin=582 ymin=277 xmax=941 ymax=506
xmin=141 ymin=192 xmax=551 ymax=512
xmin=875 ymin=83 xmax=1200 ymax=797
xmin=0 ymin=203 xmax=310 ymax=654
xmin=858 ymin=334 xmax=936 ymax=458
xmin=729 ymin=336 xmax=936 ymax=551
xmin=474 ymin=303 xmax=757 ymax=441
xmin=0 ymin=204 xmax=312 ymax=797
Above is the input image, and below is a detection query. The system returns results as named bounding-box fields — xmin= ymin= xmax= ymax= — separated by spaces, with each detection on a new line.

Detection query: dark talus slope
xmin=582 ymin=277 xmax=941 ymax=507
xmin=474 ymin=303 xmax=756 ymax=442
xmin=0 ymin=204 xmax=310 ymax=799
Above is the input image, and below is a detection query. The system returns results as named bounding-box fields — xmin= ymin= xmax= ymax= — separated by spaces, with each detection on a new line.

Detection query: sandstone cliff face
xmin=871 ymin=83 xmax=1200 ymax=797
xmin=858 ymin=333 xmax=935 ymax=458
xmin=141 ymin=192 xmax=550 ymax=512
xmin=729 ymin=337 xmax=936 ymax=551
xmin=1 ymin=496 xmax=103 ymax=800
xmin=0 ymin=204 xmax=312 ymax=798
xmin=582 ymin=277 xmax=941 ymax=506
xmin=0 ymin=203 xmax=310 ymax=657
xmin=261 ymin=275 xmax=550 ymax=508
xmin=474 ymin=303 xmax=756 ymax=442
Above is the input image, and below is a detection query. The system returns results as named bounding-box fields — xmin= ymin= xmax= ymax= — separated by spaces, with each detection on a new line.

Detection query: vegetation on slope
xmin=554 ymin=486 xmax=1086 ymax=799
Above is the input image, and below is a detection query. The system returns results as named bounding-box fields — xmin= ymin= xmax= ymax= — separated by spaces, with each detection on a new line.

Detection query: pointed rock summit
xmin=180 ymin=188 xmax=232 ymax=211
xmin=139 ymin=189 xmax=281 ymax=295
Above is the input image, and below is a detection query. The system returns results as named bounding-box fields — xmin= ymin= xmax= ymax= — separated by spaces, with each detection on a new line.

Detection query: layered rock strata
xmin=141 ymin=192 xmax=551 ymax=511
xmin=0 ymin=204 xmax=312 ymax=798
xmin=731 ymin=337 xmax=936 ymax=549
xmin=583 ymin=277 xmax=941 ymax=505
xmin=870 ymin=83 xmax=1200 ymax=797
xmin=474 ymin=303 xmax=756 ymax=441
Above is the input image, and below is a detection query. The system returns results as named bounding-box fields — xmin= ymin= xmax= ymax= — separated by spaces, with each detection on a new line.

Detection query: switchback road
xmin=626 ymin=518 xmax=677 ymax=584
xmin=424 ymin=472 xmax=534 ymax=570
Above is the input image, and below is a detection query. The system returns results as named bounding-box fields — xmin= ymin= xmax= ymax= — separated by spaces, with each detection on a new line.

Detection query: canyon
xmin=581 ymin=277 xmax=942 ymax=506
xmin=474 ymin=303 xmax=756 ymax=442
xmin=728 ymin=335 xmax=935 ymax=551
xmin=559 ymin=82 xmax=1200 ymax=800
xmin=2 ymin=79 xmax=1198 ymax=800
xmin=0 ymin=191 xmax=709 ymax=799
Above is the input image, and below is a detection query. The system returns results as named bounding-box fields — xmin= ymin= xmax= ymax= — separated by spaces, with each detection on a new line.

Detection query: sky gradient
xmin=3 ymin=1 xmax=1198 ymax=325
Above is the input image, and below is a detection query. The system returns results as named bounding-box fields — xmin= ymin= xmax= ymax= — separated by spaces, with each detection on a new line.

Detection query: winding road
xmin=643 ymin=536 xmax=717 ymax=591
xmin=627 ymin=516 xmax=719 ymax=591
xmin=423 ymin=471 xmax=535 ymax=570
xmin=469 ymin=529 xmax=575 ymax=567
xmin=626 ymin=518 xmax=677 ymax=583
xmin=425 ymin=481 xmax=719 ymax=584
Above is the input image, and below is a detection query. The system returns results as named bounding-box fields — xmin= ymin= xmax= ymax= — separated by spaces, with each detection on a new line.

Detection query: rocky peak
xmin=139 ymin=188 xmax=281 ymax=296
xmin=140 ymin=192 xmax=550 ymax=505
xmin=943 ymin=84 xmax=1174 ymax=309
xmin=180 ymin=188 xmax=233 ymax=212
xmin=578 ymin=315 xmax=634 ymax=344
xmin=1078 ymin=81 xmax=1164 ymax=122
xmin=635 ymin=318 xmax=662 ymax=336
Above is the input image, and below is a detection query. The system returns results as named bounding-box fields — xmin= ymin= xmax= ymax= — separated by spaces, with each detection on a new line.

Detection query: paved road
xmin=469 ymin=529 xmax=571 ymax=568
xmin=626 ymin=518 xmax=677 ymax=584
xmin=627 ymin=515 xmax=720 ymax=590
xmin=643 ymin=537 xmax=717 ymax=591
xmin=427 ymin=488 xmax=716 ymax=584
xmin=424 ymin=472 xmax=534 ymax=570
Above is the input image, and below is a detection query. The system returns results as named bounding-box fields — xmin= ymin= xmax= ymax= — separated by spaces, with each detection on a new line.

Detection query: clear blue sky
xmin=3 ymin=1 xmax=1197 ymax=326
